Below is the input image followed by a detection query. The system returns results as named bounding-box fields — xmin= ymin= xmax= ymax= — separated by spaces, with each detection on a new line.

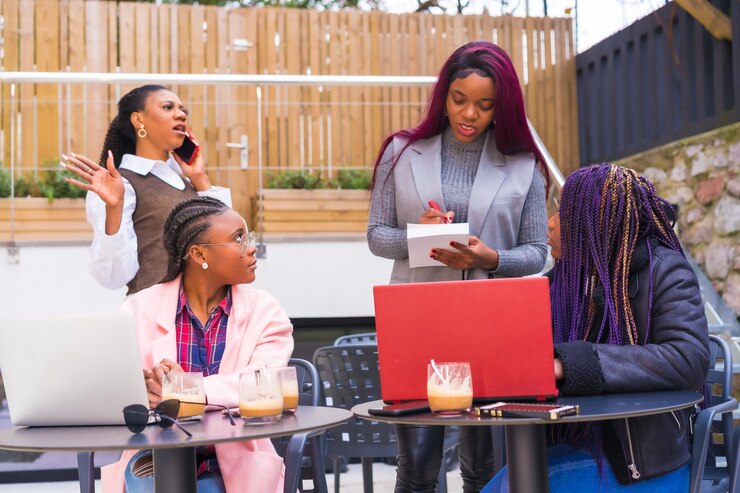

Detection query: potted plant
xmin=0 ymin=165 xmax=90 ymax=242
xmin=256 ymin=169 xmax=372 ymax=234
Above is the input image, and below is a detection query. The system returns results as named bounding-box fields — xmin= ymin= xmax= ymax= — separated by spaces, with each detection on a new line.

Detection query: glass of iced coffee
xmin=427 ymin=361 xmax=473 ymax=416
xmin=239 ymin=368 xmax=283 ymax=424
xmin=162 ymin=372 xmax=206 ymax=419
xmin=273 ymin=367 xmax=299 ymax=414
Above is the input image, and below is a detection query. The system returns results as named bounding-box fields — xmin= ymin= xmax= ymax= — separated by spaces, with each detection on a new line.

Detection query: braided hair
xmin=551 ymin=163 xmax=682 ymax=347
xmin=161 ymin=196 xmax=230 ymax=283
xmin=99 ymin=85 xmax=169 ymax=167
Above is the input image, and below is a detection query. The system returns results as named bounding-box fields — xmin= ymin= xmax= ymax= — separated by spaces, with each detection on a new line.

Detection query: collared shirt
xmin=175 ymin=280 xmax=232 ymax=475
xmin=86 ymin=153 xmax=232 ymax=291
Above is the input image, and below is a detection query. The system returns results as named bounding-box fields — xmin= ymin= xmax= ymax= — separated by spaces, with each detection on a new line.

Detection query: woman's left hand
xmin=431 ymin=236 xmax=499 ymax=270
xmin=171 ymin=145 xmax=211 ymax=192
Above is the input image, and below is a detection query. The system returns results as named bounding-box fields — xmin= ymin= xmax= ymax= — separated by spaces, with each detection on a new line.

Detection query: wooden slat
xmin=286 ymin=10 xmax=302 ymax=169
xmin=263 ymin=210 xmax=368 ymax=222
xmin=262 ymin=189 xmax=369 ymax=200
xmin=19 ymin=0 xmax=34 ymax=171
xmin=262 ymin=221 xmax=367 ymax=233
xmin=68 ymin=0 xmax=86 ymax=156
xmin=1 ymin=0 xmax=20 ymax=169
xmin=35 ymin=0 xmax=60 ymax=167
xmin=84 ymin=1 xmax=109 ymax=163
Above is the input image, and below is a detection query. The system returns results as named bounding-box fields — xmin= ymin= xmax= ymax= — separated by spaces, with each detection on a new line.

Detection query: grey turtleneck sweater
xmin=367 ymin=126 xmax=547 ymax=277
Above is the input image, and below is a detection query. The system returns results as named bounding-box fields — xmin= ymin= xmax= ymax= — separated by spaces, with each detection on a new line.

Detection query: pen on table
xmin=428 ymin=200 xmax=451 ymax=224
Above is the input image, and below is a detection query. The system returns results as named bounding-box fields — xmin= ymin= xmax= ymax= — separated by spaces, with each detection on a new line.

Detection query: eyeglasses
xmin=185 ymin=231 xmax=256 ymax=259
xmin=177 ymin=400 xmax=237 ymax=426
xmin=122 ymin=399 xmax=192 ymax=437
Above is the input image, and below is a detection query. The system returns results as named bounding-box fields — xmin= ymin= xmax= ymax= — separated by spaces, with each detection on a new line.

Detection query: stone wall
xmin=618 ymin=122 xmax=740 ymax=318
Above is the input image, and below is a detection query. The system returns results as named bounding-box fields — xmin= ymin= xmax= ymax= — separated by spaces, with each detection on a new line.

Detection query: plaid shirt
xmin=175 ymin=281 xmax=232 ymax=476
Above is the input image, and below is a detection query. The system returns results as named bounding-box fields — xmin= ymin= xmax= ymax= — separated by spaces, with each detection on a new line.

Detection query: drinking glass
xmin=162 ymin=372 xmax=206 ymax=419
xmin=273 ymin=367 xmax=299 ymax=414
xmin=427 ymin=361 xmax=473 ymax=416
xmin=239 ymin=368 xmax=283 ymax=424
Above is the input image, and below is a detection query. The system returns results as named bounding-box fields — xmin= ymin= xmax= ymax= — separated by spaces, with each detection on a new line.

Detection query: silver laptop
xmin=0 ymin=312 xmax=150 ymax=426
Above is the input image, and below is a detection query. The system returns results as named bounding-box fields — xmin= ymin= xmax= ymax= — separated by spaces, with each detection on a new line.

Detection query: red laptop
xmin=373 ymin=277 xmax=558 ymax=403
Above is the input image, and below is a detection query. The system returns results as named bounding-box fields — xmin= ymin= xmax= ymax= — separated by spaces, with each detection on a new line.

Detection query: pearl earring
xmin=201 ymin=262 xmax=209 ymax=270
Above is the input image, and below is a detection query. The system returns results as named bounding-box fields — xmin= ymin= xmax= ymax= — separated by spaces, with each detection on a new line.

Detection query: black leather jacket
xmin=553 ymin=240 xmax=710 ymax=484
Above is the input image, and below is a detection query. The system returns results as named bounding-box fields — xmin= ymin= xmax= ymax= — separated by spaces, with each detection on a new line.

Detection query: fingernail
xmin=59 ymin=162 xmax=67 ymax=169
xmin=108 ymin=149 xmax=113 ymax=158
xmin=449 ymin=241 xmax=455 ymax=246
xmin=429 ymin=254 xmax=435 ymax=259
xmin=431 ymin=249 xmax=437 ymax=254
xmin=61 ymin=154 xmax=68 ymax=161
xmin=70 ymin=152 xmax=76 ymax=158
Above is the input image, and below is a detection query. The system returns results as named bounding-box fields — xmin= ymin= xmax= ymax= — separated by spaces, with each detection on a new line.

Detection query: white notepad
xmin=407 ymin=222 xmax=470 ymax=268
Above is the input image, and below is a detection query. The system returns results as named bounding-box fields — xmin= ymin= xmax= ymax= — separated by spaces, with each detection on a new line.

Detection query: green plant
xmin=266 ymin=169 xmax=324 ymax=189
xmin=0 ymin=167 xmax=10 ymax=198
xmin=0 ymin=164 xmax=86 ymax=200
xmin=38 ymin=169 xmax=87 ymax=200
xmin=329 ymin=169 xmax=372 ymax=190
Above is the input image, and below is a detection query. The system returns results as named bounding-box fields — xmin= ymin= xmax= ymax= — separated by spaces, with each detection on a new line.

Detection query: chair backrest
xmin=698 ymin=335 xmax=736 ymax=484
xmin=333 ymin=332 xmax=377 ymax=346
xmin=689 ymin=335 xmax=739 ymax=493
xmin=290 ymin=357 xmax=321 ymax=407
xmin=312 ymin=344 xmax=397 ymax=458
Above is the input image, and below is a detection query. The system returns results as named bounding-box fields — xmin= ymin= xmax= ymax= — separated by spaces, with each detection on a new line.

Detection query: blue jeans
xmin=481 ymin=444 xmax=690 ymax=493
xmin=124 ymin=450 xmax=226 ymax=493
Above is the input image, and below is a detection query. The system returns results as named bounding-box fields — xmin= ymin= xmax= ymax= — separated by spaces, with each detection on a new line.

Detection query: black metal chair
xmin=313 ymin=344 xmax=455 ymax=493
xmin=689 ymin=334 xmax=739 ymax=493
xmin=333 ymin=332 xmax=377 ymax=346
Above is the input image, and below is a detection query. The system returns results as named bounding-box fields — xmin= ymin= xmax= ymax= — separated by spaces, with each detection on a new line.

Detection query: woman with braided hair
xmin=482 ymin=163 xmax=709 ymax=492
xmin=61 ymin=85 xmax=231 ymax=295
xmin=101 ymin=196 xmax=293 ymax=493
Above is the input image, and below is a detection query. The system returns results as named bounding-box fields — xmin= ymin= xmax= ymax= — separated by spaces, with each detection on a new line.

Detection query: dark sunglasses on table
xmin=122 ymin=399 xmax=237 ymax=436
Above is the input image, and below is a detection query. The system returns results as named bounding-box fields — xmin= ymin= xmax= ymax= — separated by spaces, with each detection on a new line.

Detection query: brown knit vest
xmin=119 ymin=169 xmax=198 ymax=295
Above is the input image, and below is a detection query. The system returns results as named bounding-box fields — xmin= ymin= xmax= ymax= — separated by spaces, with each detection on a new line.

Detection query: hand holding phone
xmin=173 ymin=132 xmax=200 ymax=166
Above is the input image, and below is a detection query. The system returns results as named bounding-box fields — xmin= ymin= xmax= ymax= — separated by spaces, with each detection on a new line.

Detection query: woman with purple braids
xmin=482 ymin=163 xmax=709 ymax=492
xmin=368 ymin=41 xmax=549 ymax=493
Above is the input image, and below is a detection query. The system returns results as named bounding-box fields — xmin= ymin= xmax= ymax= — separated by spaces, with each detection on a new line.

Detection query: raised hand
xmin=62 ymin=150 xmax=124 ymax=208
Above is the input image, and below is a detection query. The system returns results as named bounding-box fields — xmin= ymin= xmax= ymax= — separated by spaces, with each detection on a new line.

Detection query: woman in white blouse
xmin=62 ymin=85 xmax=231 ymax=295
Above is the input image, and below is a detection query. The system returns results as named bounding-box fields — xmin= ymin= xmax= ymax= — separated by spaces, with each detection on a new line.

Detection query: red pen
xmin=428 ymin=200 xmax=451 ymax=224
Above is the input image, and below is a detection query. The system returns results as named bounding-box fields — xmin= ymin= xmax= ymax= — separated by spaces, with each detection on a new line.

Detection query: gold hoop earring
xmin=137 ymin=126 xmax=147 ymax=138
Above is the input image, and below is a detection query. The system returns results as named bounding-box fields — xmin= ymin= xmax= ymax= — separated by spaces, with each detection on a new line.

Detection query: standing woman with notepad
xmin=367 ymin=41 xmax=549 ymax=493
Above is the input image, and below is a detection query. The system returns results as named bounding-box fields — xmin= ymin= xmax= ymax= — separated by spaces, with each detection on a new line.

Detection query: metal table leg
xmin=504 ymin=425 xmax=548 ymax=493
xmin=152 ymin=447 xmax=197 ymax=493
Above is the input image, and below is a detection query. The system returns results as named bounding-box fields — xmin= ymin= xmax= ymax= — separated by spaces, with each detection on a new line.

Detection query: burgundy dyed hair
xmin=371 ymin=40 xmax=549 ymax=190
xmin=550 ymin=164 xmax=682 ymax=347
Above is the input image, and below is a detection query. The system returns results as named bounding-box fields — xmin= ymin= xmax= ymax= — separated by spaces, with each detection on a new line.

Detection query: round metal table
xmin=0 ymin=406 xmax=352 ymax=493
xmin=353 ymin=391 xmax=703 ymax=493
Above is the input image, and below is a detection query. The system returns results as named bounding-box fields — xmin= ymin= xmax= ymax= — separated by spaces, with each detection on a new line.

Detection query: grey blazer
xmin=389 ymin=132 xmax=539 ymax=284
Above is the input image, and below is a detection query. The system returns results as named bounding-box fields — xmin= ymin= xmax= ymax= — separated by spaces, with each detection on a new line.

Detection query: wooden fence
xmin=0 ymin=0 xmax=578 ymax=216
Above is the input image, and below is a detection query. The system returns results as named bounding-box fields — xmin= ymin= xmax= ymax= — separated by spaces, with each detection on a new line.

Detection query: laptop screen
xmin=373 ymin=277 xmax=557 ymax=403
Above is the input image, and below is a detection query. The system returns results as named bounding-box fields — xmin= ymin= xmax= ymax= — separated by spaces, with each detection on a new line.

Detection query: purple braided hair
xmin=551 ymin=163 xmax=682 ymax=346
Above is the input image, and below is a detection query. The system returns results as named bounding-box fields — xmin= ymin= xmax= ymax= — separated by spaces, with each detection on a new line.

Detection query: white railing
xmin=0 ymin=72 xmax=564 ymax=246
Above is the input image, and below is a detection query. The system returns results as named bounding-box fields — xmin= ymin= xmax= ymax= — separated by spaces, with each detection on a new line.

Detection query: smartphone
xmin=368 ymin=400 xmax=430 ymax=417
xmin=173 ymin=132 xmax=200 ymax=166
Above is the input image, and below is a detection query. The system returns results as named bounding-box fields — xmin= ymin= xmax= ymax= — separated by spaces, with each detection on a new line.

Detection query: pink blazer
xmin=101 ymin=276 xmax=294 ymax=493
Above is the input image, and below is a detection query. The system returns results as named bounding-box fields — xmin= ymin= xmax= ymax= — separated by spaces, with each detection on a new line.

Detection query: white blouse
xmin=86 ymin=154 xmax=232 ymax=290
